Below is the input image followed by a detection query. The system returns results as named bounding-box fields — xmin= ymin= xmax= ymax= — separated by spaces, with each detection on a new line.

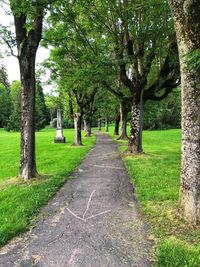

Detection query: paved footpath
xmin=0 ymin=133 xmax=151 ymax=267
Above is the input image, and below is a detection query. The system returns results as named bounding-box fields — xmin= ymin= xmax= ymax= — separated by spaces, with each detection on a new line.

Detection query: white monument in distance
xmin=54 ymin=109 xmax=66 ymax=143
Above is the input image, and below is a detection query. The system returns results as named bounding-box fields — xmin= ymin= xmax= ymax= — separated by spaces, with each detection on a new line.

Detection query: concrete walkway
xmin=0 ymin=133 xmax=151 ymax=267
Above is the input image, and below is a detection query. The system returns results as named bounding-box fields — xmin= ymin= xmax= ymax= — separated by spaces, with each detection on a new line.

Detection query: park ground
xmin=0 ymin=127 xmax=200 ymax=266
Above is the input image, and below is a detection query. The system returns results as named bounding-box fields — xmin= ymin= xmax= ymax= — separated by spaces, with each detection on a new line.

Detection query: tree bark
xmin=19 ymin=54 xmax=37 ymax=179
xmin=84 ymin=118 xmax=92 ymax=137
xmin=128 ymin=98 xmax=140 ymax=153
xmin=98 ymin=113 xmax=102 ymax=131
xmin=114 ymin=111 xmax=120 ymax=135
xmin=105 ymin=113 xmax=109 ymax=132
xmin=118 ymin=101 xmax=129 ymax=140
xmin=137 ymin=90 xmax=144 ymax=153
xmin=169 ymin=0 xmax=200 ymax=224
xmin=13 ymin=11 xmax=43 ymax=180
xmin=74 ymin=113 xmax=82 ymax=145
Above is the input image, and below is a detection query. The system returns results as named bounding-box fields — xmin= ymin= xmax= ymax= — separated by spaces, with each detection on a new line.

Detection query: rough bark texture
xmin=84 ymin=119 xmax=92 ymax=137
xmin=114 ymin=112 xmax=120 ymax=135
xmin=169 ymin=0 xmax=200 ymax=224
xmin=137 ymin=91 xmax=144 ymax=153
xmin=128 ymin=99 xmax=140 ymax=153
xmin=74 ymin=113 xmax=82 ymax=146
xmin=19 ymin=54 xmax=37 ymax=179
xmin=118 ymin=101 xmax=129 ymax=140
xmin=12 ymin=10 xmax=43 ymax=180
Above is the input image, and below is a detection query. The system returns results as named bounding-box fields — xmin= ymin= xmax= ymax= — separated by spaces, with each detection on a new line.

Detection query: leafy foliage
xmin=6 ymin=80 xmax=48 ymax=131
xmin=144 ymin=87 xmax=181 ymax=129
xmin=0 ymin=83 xmax=11 ymax=128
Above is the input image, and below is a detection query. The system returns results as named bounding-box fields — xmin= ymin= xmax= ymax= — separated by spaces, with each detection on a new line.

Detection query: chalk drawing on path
xmin=67 ymin=190 xmax=112 ymax=222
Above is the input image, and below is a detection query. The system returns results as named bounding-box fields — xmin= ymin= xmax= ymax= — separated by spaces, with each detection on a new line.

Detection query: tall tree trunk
xmin=74 ymin=112 xmax=82 ymax=145
xmin=11 ymin=7 xmax=43 ymax=180
xmin=19 ymin=55 xmax=37 ymax=179
xmin=114 ymin=111 xmax=120 ymax=135
xmin=105 ymin=112 xmax=109 ymax=132
xmin=98 ymin=113 xmax=102 ymax=131
xmin=84 ymin=118 xmax=92 ymax=137
xmin=128 ymin=98 xmax=140 ymax=153
xmin=137 ymin=90 xmax=144 ymax=153
xmin=169 ymin=0 xmax=200 ymax=224
xmin=118 ymin=101 xmax=129 ymax=140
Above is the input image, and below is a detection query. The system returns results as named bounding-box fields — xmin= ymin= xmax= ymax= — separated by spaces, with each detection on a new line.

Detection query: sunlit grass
xmin=106 ymin=126 xmax=200 ymax=267
xmin=0 ymin=127 xmax=95 ymax=246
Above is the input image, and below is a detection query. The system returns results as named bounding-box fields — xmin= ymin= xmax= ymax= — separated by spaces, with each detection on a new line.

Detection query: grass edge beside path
xmin=105 ymin=127 xmax=200 ymax=267
xmin=0 ymin=128 xmax=96 ymax=247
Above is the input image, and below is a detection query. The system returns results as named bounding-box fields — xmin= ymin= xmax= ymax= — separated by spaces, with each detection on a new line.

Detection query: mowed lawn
xmin=107 ymin=127 xmax=200 ymax=267
xmin=0 ymin=128 xmax=95 ymax=246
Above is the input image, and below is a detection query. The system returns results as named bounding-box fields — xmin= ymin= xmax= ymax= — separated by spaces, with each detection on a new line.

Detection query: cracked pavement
xmin=0 ymin=133 xmax=151 ymax=267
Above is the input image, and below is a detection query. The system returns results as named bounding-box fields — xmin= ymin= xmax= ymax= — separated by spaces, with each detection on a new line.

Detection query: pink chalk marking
xmin=83 ymin=190 xmax=96 ymax=219
xmin=66 ymin=190 xmax=112 ymax=223
xmin=86 ymin=209 xmax=112 ymax=220
xmin=67 ymin=208 xmax=86 ymax=222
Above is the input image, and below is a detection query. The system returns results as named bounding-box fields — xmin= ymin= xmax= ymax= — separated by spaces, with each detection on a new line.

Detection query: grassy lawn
xmin=0 ymin=127 xmax=95 ymax=246
xmin=106 ymin=126 xmax=200 ymax=267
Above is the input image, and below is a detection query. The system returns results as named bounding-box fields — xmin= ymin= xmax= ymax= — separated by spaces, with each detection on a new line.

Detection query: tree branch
xmin=3 ymin=38 xmax=18 ymax=58
xmin=102 ymin=80 xmax=125 ymax=100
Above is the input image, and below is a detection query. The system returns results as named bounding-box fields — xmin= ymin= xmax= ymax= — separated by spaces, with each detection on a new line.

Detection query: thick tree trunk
xmin=18 ymin=54 xmax=37 ymax=180
xmin=74 ymin=113 xmax=82 ymax=145
xmin=84 ymin=118 xmax=92 ymax=137
xmin=98 ymin=114 xmax=102 ymax=131
xmin=114 ymin=112 xmax=120 ymax=135
xmin=128 ymin=99 xmax=140 ymax=153
xmin=118 ymin=101 xmax=129 ymax=140
xmin=169 ymin=0 xmax=200 ymax=224
xmin=105 ymin=113 xmax=109 ymax=132
xmin=12 ymin=8 xmax=43 ymax=180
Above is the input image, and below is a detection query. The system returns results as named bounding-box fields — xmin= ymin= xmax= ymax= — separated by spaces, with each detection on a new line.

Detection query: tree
xmin=7 ymin=80 xmax=48 ymax=131
xmin=168 ymin=0 xmax=200 ymax=225
xmin=6 ymin=0 xmax=54 ymax=179
xmin=0 ymin=64 xmax=9 ymax=90
xmin=0 ymin=83 xmax=11 ymax=127
xmin=45 ymin=93 xmax=59 ymax=126
xmin=45 ymin=45 xmax=99 ymax=145
xmin=6 ymin=80 xmax=21 ymax=131
xmin=144 ymin=87 xmax=181 ymax=130
xmin=95 ymin=0 xmax=180 ymax=153
xmin=83 ymin=100 xmax=96 ymax=137
xmin=43 ymin=4 xmax=113 ymax=144
xmin=35 ymin=81 xmax=48 ymax=131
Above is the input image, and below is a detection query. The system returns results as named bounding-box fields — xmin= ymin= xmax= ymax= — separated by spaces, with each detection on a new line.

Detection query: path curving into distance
xmin=0 ymin=133 xmax=151 ymax=267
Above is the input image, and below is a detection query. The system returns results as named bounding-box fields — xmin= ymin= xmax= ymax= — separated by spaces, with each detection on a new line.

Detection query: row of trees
xmin=0 ymin=0 xmax=199 ymax=225
xmin=0 ymin=64 xmax=180 ymax=133
xmin=0 ymin=66 xmax=48 ymax=131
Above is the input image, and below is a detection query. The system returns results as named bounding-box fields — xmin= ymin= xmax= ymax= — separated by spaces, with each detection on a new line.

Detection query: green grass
xmin=106 ymin=126 xmax=200 ymax=267
xmin=0 ymin=127 xmax=95 ymax=246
